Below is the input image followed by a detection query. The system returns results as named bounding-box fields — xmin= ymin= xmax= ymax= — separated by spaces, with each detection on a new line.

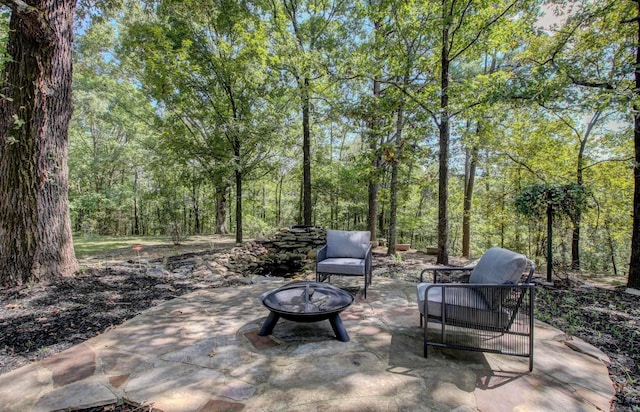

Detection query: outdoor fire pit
xmin=258 ymin=281 xmax=355 ymax=342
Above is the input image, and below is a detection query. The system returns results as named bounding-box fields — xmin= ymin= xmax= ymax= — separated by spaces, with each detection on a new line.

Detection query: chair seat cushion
xmin=417 ymin=283 xmax=510 ymax=329
xmin=317 ymin=258 xmax=365 ymax=276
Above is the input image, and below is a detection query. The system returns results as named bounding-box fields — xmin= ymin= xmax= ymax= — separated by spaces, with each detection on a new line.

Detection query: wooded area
xmin=1 ymin=0 xmax=640 ymax=289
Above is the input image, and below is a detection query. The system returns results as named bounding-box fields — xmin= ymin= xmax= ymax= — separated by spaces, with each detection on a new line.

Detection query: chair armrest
xmin=317 ymin=245 xmax=328 ymax=263
xmin=365 ymin=243 xmax=372 ymax=274
xmin=419 ymin=266 xmax=473 ymax=283
xmin=423 ymin=283 xmax=536 ymax=315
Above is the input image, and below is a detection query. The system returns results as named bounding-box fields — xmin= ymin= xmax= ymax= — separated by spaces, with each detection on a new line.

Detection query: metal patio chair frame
xmin=316 ymin=230 xmax=373 ymax=298
xmin=417 ymin=247 xmax=536 ymax=371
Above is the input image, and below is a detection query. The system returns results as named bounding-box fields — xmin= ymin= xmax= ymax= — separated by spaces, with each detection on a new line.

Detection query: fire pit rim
xmin=259 ymin=280 xmax=354 ymax=323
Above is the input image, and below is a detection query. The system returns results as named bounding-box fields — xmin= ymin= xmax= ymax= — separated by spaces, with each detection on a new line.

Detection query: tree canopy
xmin=1 ymin=0 xmax=639 ymax=288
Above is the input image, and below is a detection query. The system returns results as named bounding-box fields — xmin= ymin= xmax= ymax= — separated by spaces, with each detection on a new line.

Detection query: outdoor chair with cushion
xmin=416 ymin=247 xmax=536 ymax=371
xmin=316 ymin=230 xmax=373 ymax=298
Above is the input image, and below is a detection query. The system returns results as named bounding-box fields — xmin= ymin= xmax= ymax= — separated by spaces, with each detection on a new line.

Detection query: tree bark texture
xmin=629 ymin=0 xmax=640 ymax=289
xmin=0 ymin=0 xmax=79 ymax=287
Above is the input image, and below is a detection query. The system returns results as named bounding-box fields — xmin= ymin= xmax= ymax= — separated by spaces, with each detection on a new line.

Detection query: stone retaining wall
xmin=257 ymin=226 xmax=326 ymax=258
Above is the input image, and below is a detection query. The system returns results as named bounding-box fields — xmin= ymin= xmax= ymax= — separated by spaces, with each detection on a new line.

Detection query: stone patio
xmin=0 ymin=277 xmax=615 ymax=411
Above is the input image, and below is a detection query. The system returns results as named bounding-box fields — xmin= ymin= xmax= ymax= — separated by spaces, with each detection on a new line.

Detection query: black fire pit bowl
xmin=258 ymin=281 xmax=354 ymax=342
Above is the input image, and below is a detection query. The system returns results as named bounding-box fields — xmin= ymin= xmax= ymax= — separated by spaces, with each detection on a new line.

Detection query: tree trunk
xmin=0 ymin=1 xmax=78 ymax=287
xmin=367 ymin=76 xmax=381 ymax=242
xmin=275 ymin=175 xmax=283 ymax=226
xmin=629 ymin=0 xmax=640 ymax=289
xmin=437 ymin=2 xmax=450 ymax=265
xmin=215 ymin=185 xmax=228 ymax=234
xmin=235 ymin=167 xmax=243 ymax=244
xmin=462 ymin=142 xmax=478 ymax=258
xmin=572 ymin=111 xmax=599 ymax=270
xmin=547 ymin=204 xmax=553 ymax=282
xmin=302 ymin=76 xmax=312 ymax=226
xmin=605 ymin=219 xmax=618 ymax=276
xmin=133 ymin=170 xmax=140 ymax=235
xmin=192 ymin=183 xmax=201 ymax=235
xmin=386 ymin=106 xmax=404 ymax=256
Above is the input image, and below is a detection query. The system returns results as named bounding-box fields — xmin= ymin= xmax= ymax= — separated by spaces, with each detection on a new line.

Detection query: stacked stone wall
xmin=257 ymin=226 xmax=326 ymax=259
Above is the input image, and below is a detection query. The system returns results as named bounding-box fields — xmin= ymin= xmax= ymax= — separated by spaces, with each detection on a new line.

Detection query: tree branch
xmin=0 ymin=0 xmax=36 ymax=15
xmin=0 ymin=0 xmax=56 ymax=44
xmin=501 ymin=152 xmax=547 ymax=181
xmin=566 ymin=76 xmax=616 ymax=89
xmin=622 ymin=15 xmax=640 ymax=24
xmin=450 ymin=0 xmax=518 ymax=62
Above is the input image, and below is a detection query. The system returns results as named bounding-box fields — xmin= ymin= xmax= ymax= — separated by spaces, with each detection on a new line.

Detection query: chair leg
xmin=317 ymin=273 xmax=330 ymax=283
xmin=423 ymin=320 xmax=429 ymax=358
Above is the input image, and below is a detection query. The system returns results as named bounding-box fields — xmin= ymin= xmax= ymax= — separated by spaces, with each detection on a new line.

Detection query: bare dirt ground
xmin=0 ymin=241 xmax=638 ymax=411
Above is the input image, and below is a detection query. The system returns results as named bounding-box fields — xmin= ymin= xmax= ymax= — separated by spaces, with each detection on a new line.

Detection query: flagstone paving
xmin=0 ymin=277 xmax=614 ymax=411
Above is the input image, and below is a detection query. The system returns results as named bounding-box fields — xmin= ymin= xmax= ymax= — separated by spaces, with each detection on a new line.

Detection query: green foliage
xmin=515 ymin=183 xmax=590 ymax=221
xmin=63 ymin=0 xmax=636 ymax=278
xmin=0 ymin=10 xmax=9 ymax=70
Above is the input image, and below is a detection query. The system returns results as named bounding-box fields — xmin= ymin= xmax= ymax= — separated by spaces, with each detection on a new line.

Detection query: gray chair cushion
xmin=326 ymin=230 xmax=371 ymax=259
xmin=417 ymin=283 xmax=510 ymax=329
xmin=317 ymin=258 xmax=365 ymax=276
xmin=467 ymin=247 xmax=527 ymax=308
xmin=469 ymin=247 xmax=527 ymax=285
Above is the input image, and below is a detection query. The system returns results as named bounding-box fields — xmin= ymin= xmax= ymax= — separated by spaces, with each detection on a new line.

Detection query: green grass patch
xmin=72 ymin=235 xmax=171 ymax=258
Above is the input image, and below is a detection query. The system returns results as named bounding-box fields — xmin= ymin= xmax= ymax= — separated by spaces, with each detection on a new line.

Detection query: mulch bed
xmin=1 ymin=266 xmax=639 ymax=411
xmin=0 ymin=267 xmax=195 ymax=375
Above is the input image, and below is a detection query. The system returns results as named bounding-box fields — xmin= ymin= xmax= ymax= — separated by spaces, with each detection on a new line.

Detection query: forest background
xmin=2 ymin=0 xmax=637 ymax=284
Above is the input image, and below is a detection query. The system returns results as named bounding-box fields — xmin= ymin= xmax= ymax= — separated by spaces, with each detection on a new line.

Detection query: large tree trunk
xmin=0 ymin=1 xmax=78 ymax=287
xmin=630 ymin=0 xmax=640 ymax=289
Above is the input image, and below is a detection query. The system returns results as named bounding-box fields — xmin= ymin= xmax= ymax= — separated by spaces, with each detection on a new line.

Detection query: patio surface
xmin=0 ymin=277 xmax=615 ymax=411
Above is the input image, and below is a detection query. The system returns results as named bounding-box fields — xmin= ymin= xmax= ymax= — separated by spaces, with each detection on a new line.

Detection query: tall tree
xmin=70 ymin=21 xmax=158 ymax=236
xmin=268 ymin=0 xmax=348 ymax=226
xmin=626 ymin=0 xmax=640 ymax=289
xmin=386 ymin=0 xmax=532 ymax=264
xmin=536 ymin=0 xmax=638 ymax=286
xmin=122 ymin=0 xmax=276 ymax=243
xmin=0 ymin=1 xmax=78 ymax=287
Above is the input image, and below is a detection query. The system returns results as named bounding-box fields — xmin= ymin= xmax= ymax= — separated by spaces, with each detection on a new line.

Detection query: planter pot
xmin=396 ymin=243 xmax=411 ymax=251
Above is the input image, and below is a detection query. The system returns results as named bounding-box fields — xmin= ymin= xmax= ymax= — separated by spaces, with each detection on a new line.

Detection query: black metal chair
xmin=316 ymin=230 xmax=372 ymax=298
xmin=417 ymin=247 xmax=536 ymax=371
